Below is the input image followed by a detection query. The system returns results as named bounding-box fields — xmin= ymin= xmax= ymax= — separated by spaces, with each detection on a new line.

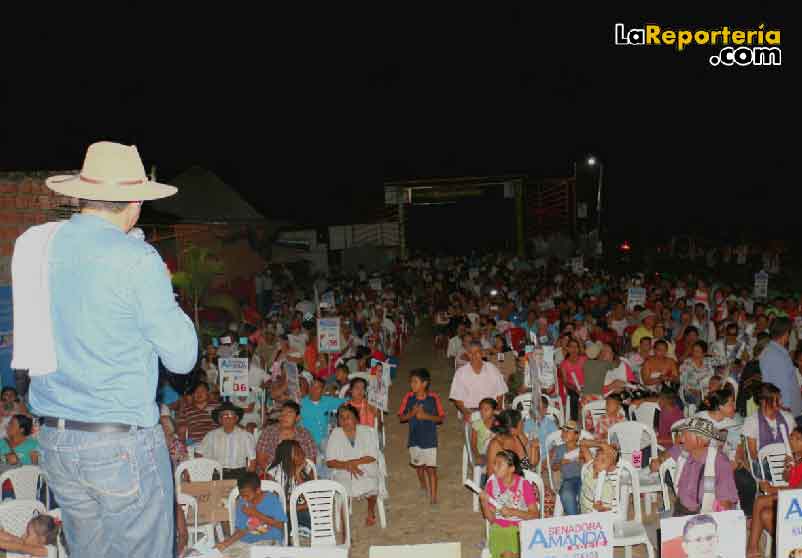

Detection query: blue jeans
xmin=559 ymin=477 xmax=581 ymax=516
xmin=38 ymin=425 xmax=175 ymax=558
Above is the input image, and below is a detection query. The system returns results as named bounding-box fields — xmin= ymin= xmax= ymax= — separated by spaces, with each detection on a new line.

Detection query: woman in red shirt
xmin=558 ymin=338 xmax=587 ymax=422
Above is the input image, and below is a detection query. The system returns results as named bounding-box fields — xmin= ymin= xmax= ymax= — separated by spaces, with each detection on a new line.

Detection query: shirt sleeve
xmin=431 ymin=393 xmax=446 ymax=418
xmin=398 ymin=392 xmax=413 ymax=416
xmin=449 ymin=371 xmax=467 ymax=402
xmin=131 ymin=246 xmax=198 ymax=374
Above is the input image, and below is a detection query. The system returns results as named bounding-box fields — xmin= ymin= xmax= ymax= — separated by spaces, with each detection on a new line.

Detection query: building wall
xmin=0 ymin=171 xmax=79 ymax=285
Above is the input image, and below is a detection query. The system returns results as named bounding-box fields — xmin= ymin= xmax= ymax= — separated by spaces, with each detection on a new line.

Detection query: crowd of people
xmin=423 ymin=253 xmax=802 ymax=558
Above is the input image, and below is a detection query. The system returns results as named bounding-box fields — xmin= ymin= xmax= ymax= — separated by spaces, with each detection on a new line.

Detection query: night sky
xmin=0 ymin=8 xmax=789 ymax=241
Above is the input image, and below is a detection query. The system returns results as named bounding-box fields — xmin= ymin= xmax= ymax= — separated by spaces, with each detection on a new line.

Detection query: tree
xmin=171 ymin=244 xmax=224 ymax=329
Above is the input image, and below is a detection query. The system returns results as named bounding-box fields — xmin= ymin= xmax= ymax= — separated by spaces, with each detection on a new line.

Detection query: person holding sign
xmin=746 ymin=426 xmax=802 ymax=558
xmin=479 ymin=450 xmax=540 ymax=558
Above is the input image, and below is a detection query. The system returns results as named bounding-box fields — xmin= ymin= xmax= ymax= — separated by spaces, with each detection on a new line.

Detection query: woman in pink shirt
xmin=558 ymin=338 xmax=587 ymax=421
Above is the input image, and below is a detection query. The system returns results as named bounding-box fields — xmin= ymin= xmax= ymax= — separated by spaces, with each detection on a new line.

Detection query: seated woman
xmin=747 ymin=426 xmax=802 ymax=558
xmin=325 ymin=405 xmax=383 ymax=527
xmin=480 ymin=450 xmax=540 ymax=558
xmin=0 ymin=414 xmax=40 ymax=465
xmin=266 ymin=440 xmax=316 ymax=531
xmin=486 ymin=409 xmax=556 ymax=517
xmin=347 ymin=377 xmax=380 ymax=429
xmin=0 ymin=514 xmax=62 ymax=557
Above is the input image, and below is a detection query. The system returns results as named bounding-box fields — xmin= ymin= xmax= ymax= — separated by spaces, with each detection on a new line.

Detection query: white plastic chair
xmin=758 ymin=442 xmax=789 ymax=487
xmin=226 ymin=480 xmax=288 ymax=545
xmin=177 ymin=494 xmax=199 ymax=548
xmin=582 ymin=399 xmax=609 ymax=431
xmin=546 ymin=405 xmax=564 ymax=427
xmin=0 ymin=465 xmax=47 ymax=504
xmin=659 ymin=458 xmax=677 ymax=513
xmin=289 ymin=480 xmax=350 ymax=548
xmin=608 ymin=422 xmax=663 ymax=514
xmin=462 ymin=417 xmax=485 ymax=513
xmin=174 ymin=458 xmax=224 ymax=544
xmin=0 ymin=499 xmax=57 ymax=558
xmin=631 ymin=402 xmax=660 ymax=429
xmin=512 ymin=393 xmax=533 ymax=415
xmin=611 ymin=461 xmax=656 ymax=558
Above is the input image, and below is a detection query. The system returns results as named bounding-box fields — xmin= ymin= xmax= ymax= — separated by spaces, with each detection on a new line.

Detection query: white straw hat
xmin=46 ymin=141 xmax=177 ymax=201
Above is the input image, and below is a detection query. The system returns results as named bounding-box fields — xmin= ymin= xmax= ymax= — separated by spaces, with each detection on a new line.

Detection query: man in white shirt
xmin=449 ymin=341 xmax=508 ymax=422
xmin=197 ymin=402 xmax=256 ymax=481
xmin=692 ymin=303 xmax=717 ymax=344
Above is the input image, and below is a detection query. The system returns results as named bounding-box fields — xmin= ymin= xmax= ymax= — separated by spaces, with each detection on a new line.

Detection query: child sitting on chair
xmin=215 ymin=472 xmax=287 ymax=552
xmin=0 ymin=514 xmax=62 ymax=557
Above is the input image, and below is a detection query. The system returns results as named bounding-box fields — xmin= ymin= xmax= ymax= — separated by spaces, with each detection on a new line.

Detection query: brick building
xmin=0 ymin=171 xmax=80 ymax=285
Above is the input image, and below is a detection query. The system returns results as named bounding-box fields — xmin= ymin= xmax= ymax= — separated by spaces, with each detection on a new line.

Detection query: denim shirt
xmin=29 ymin=214 xmax=198 ymax=427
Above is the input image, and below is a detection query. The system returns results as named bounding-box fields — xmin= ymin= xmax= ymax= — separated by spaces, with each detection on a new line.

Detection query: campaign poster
xmin=660 ymin=510 xmax=745 ymax=558
xmin=754 ymin=270 xmax=769 ymax=299
xmin=218 ymin=357 xmax=249 ymax=397
xmin=778 ymin=489 xmax=802 ymax=558
xmin=627 ymin=287 xmax=647 ymax=311
xmin=317 ymin=318 xmax=341 ymax=353
xmin=368 ymin=369 xmax=389 ymax=412
xmin=284 ymin=362 xmax=301 ymax=403
xmin=520 ymin=512 xmax=614 ymax=558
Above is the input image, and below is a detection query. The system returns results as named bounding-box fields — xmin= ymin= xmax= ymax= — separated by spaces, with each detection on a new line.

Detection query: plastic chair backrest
xmin=615 ymin=460 xmax=643 ymax=521
xmin=0 ymin=465 xmax=43 ymax=501
xmin=583 ymin=400 xmax=609 ymax=431
xmin=632 ymin=402 xmax=660 ymax=429
xmin=758 ymin=442 xmax=789 ymax=486
xmin=659 ymin=457 xmax=677 ymax=512
xmin=290 ymin=480 xmax=350 ymax=547
xmin=547 ymin=406 xmax=564 ymax=427
xmin=174 ymin=458 xmax=224 ymax=495
xmin=226 ymin=480 xmax=288 ymax=545
xmin=512 ymin=393 xmax=533 ymax=414
xmin=177 ymin=494 xmax=199 ymax=547
xmin=608 ymin=421 xmax=658 ymax=469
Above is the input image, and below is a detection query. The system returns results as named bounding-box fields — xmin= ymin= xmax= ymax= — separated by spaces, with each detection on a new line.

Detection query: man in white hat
xmin=13 ymin=142 xmax=198 ymax=557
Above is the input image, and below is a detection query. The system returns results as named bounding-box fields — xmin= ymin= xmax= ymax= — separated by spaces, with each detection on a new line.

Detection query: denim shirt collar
xmin=69 ymin=213 xmax=127 ymax=235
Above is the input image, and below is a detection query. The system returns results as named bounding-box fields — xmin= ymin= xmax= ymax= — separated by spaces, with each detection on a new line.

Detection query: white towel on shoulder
xmin=10 ymin=221 xmax=65 ymax=376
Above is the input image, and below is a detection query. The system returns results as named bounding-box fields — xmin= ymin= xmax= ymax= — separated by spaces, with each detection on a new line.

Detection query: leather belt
xmin=41 ymin=417 xmax=144 ymax=433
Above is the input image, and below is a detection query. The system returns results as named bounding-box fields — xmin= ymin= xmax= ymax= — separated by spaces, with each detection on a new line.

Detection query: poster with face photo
xmin=659 ymin=510 xmax=745 ymax=558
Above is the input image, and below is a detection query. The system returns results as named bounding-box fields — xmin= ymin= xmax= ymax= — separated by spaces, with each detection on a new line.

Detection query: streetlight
xmin=586 ymin=156 xmax=604 ymax=255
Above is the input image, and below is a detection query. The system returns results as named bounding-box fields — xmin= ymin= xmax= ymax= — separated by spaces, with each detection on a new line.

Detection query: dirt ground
xmin=349 ymin=323 xmax=485 ymax=558
xmin=349 ymin=323 xmax=659 ymax=558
